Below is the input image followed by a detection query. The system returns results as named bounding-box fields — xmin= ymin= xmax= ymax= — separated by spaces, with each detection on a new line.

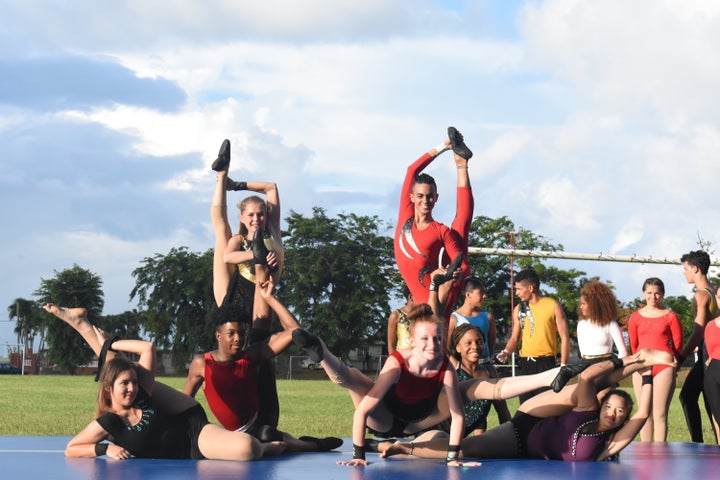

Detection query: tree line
xmin=7 ymin=211 xmax=701 ymax=374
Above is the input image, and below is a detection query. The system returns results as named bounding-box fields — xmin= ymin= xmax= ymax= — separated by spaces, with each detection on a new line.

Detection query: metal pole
xmin=467 ymin=247 xmax=718 ymax=265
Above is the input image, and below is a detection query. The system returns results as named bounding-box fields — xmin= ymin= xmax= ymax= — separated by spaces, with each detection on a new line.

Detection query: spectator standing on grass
xmin=576 ymin=281 xmax=628 ymax=362
xmin=701 ymin=287 xmax=720 ymax=443
xmin=677 ymin=250 xmax=720 ymax=442
xmin=496 ymin=268 xmax=570 ymax=403
xmin=627 ymin=277 xmax=682 ymax=442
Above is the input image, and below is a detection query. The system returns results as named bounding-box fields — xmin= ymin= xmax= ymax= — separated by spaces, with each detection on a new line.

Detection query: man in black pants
xmin=677 ymin=250 xmax=719 ymax=442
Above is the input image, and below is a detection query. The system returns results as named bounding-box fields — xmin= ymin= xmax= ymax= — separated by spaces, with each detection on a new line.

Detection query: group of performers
xmin=43 ymin=129 xmax=686 ymax=466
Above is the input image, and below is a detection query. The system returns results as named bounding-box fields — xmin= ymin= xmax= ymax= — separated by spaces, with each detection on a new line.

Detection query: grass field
xmin=0 ymin=373 xmax=716 ymax=442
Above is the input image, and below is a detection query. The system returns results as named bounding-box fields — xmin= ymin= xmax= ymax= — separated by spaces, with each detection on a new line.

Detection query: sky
xmin=2 ymin=0 xmax=720 ymax=347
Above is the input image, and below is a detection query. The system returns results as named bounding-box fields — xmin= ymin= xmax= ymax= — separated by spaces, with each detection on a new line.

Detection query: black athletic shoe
xmin=251 ymin=229 xmax=270 ymax=266
xmin=299 ymin=436 xmax=343 ymax=451
xmin=211 ymin=139 xmax=231 ymax=171
xmin=431 ymin=253 xmax=464 ymax=287
xmin=364 ymin=438 xmax=398 ymax=452
xmin=550 ymin=361 xmax=591 ymax=393
xmin=292 ymin=329 xmax=324 ymax=362
xmin=448 ymin=126 xmax=473 ymax=160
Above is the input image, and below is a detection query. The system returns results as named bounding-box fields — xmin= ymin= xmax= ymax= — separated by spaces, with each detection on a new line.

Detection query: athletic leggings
xmin=703 ymin=359 xmax=720 ymax=441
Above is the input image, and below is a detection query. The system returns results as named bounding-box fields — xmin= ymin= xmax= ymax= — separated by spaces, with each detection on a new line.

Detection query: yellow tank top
xmin=519 ymin=296 xmax=559 ymax=358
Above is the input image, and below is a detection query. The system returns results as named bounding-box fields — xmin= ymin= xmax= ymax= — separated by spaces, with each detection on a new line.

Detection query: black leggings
xmin=702 ymin=359 xmax=720 ymax=441
xmin=680 ymin=356 xmax=717 ymax=443
xmin=462 ymin=412 xmax=540 ymax=459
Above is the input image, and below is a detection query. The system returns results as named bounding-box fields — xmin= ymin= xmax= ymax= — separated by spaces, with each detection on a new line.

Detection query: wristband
xmin=236 ymin=181 xmax=248 ymax=191
xmin=456 ymin=165 xmax=468 ymax=169
xmin=610 ymin=357 xmax=625 ymax=370
xmin=436 ymin=142 xmax=448 ymax=154
xmin=642 ymin=375 xmax=653 ymax=385
xmin=95 ymin=442 xmax=109 ymax=457
xmin=446 ymin=444 xmax=460 ymax=463
xmin=353 ymin=443 xmax=366 ymax=460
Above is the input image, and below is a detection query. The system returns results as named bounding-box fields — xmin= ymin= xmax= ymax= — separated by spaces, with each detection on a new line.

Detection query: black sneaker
xmin=448 ymin=127 xmax=473 ymax=160
xmin=299 ymin=436 xmax=343 ymax=451
xmin=211 ymin=139 xmax=231 ymax=171
xmin=292 ymin=329 xmax=324 ymax=362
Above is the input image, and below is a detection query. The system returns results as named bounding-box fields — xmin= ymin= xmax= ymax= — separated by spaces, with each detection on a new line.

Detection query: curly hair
xmin=579 ymin=281 xmax=619 ymax=326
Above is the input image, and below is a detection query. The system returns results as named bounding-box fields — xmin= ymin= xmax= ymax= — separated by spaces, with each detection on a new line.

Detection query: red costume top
xmin=628 ymin=310 xmax=682 ymax=375
xmin=394 ymin=152 xmax=471 ymax=305
xmin=706 ymin=320 xmax=720 ymax=360
xmin=202 ymin=351 xmax=259 ymax=431
xmin=382 ymin=350 xmax=449 ymax=421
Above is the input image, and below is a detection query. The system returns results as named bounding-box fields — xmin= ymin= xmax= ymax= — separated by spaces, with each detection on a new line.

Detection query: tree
xmin=130 ymin=246 xmax=216 ymax=373
xmin=7 ymin=298 xmax=44 ymax=352
xmin=34 ymin=264 xmax=104 ymax=374
xmin=278 ymin=208 xmax=395 ymax=358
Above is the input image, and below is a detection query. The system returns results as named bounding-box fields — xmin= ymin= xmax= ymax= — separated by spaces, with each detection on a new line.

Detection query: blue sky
xmin=2 ymin=1 xmax=720 ymax=346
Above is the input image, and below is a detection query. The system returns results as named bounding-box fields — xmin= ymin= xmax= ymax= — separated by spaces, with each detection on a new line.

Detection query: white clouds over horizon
xmin=2 ymin=0 xmax=719 ymax=343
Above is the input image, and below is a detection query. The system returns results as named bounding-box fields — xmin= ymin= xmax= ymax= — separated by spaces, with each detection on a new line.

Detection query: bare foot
xmin=379 ymin=440 xmax=411 ymax=458
xmin=261 ymin=441 xmax=286 ymax=457
xmin=639 ymin=348 xmax=675 ymax=367
xmin=43 ymin=304 xmax=89 ymax=329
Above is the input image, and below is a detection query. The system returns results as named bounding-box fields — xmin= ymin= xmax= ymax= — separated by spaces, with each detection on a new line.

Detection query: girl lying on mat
xmin=377 ymin=349 xmax=674 ymax=464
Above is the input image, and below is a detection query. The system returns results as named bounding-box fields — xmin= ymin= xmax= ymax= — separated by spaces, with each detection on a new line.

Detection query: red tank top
xmin=388 ymin=350 xmax=448 ymax=405
xmin=202 ymin=351 xmax=259 ymax=431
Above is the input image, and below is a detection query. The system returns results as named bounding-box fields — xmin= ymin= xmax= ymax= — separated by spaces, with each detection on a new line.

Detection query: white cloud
xmin=2 ymin=0 xmax=720 ymax=325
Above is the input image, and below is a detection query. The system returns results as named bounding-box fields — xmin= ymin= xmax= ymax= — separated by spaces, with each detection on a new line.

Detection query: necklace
xmin=570 ymin=417 xmax=606 ymax=457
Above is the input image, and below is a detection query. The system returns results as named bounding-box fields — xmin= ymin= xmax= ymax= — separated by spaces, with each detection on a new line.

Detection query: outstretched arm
xmin=444 ymin=365 xmax=465 ymax=465
xmin=65 ymin=419 xmax=132 ymax=460
xmin=259 ymin=279 xmax=300 ymax=332
xmin=338 ymin=357 xmax=402 ymax=467
xmin=598 ymin=370 xmax=653 ymax=460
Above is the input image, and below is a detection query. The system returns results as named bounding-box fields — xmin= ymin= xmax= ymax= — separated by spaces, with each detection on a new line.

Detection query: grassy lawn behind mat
xmin=0 ymin=373 xmax=716 ymax=442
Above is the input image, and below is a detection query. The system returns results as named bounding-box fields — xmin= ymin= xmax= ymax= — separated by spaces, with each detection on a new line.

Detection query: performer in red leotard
xmin=394 ymin=127 xmax=474 ymax=314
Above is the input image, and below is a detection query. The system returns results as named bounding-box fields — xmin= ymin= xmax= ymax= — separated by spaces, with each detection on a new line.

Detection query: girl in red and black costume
xmin=292 ymin=301 xmax=570 ymax=467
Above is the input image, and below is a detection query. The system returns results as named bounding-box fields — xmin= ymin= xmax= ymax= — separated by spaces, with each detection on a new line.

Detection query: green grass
xmin=0 ymin=374 xmax=715 ymax=441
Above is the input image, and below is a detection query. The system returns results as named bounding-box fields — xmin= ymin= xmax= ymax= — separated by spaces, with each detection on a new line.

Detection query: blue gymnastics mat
xmin=1 ymin=436 xmax=719 ymax=479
